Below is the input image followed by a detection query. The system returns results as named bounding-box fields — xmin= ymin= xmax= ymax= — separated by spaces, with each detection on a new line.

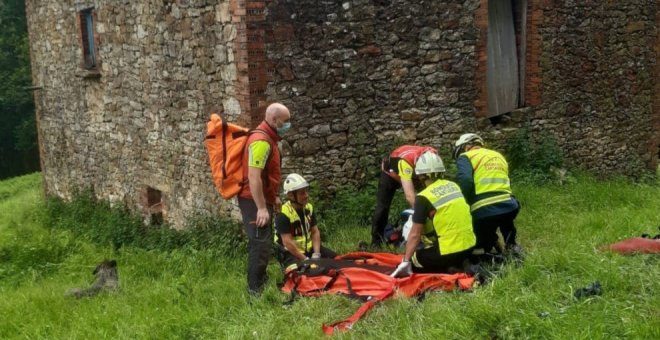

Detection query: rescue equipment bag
xmin=204 ymin=113 xmax=268 ymax=200
xmin=280 ymin=252 xmax=475 ymax=335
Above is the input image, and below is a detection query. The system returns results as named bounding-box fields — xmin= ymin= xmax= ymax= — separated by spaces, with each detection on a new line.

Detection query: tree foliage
xmin=0 ymin=0 xmax=39 ymax=179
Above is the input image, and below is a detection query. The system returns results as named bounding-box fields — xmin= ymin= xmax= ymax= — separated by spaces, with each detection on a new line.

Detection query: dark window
xmin=79 ymin=8 xmax=98 ymax=70
xmin=146 ymin=187 xmax=164 ymax=226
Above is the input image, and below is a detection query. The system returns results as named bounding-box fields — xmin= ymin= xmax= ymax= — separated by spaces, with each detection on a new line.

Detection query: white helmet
xmin=453 ymin=133 xmax=484 ymax=159
xmin=283 ymin=173 xmax=309 ymax=194
xmin=415 ymin=151 xmax=445 ymax=175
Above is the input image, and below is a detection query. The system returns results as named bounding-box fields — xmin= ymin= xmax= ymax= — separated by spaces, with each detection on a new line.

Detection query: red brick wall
xmin=230 ymin=0 xmax=273 ymax=127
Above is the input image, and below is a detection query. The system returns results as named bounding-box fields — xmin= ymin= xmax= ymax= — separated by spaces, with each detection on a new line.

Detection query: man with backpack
xmin=391 ymin=152 xmax=476 ymax=277
xmin=237 ymin=102 xmax=291 ymax=296
xmin=274 ymin=173 xmax=337 ymax=273
xmin=452 ymin=133 xmax=523 ymax=259
xmin=371 ymin=145 xmax=438 ymax=247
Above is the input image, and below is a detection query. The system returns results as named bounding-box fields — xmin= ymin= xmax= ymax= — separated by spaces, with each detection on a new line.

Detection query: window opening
xmin=146 ymin=187 xmax=164 ymax=225
xmin=79 ymin=8 xmax=97 ymax=70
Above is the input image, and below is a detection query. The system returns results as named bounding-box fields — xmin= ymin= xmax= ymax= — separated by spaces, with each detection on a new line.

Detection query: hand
xmin=274 ymin=197 xmax=282 ymax=213
xmin=390 ymin=261 xmax=412 ymax=278
xmin=311 ymin=253 xmax=322 ymax=259
xmin=255 ymin=207 xmax=270 ymax=227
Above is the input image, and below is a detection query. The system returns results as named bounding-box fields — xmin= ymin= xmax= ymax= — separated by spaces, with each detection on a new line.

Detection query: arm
xmin=311 ymin=226 xmax=321 ymax=254
xmin=246 ymin=140 xmax=272 ymax=227
xmin=401 ymin=179 xmax=416 ymax=208
xmin=280 ymin=233 xmax=307 ymax=260
xmin=456 ymin=156 xmax=475 ymax=204
xmin=403 ymin=222 xmax=423 ymax=261
xmin=248 ymin=166 xmax=269 ymax=227
xmin=398 ymin=160 xmax=416 ymax=207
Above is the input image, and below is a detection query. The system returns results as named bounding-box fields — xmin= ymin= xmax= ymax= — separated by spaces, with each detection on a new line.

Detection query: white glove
xmin=390 ymin=261 xmax=412 ymax=278
xmin=311 ymin=253 xmax=322 ymax=259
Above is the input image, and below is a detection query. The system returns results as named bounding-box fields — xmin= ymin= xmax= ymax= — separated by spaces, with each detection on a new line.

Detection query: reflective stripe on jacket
xmin=464 ymin=148 xmax=512 ymax=211
xmin=274 ymin=201 xmax=314 ymax=254
xmin=417 ymin=179 xmax=476 ymax=255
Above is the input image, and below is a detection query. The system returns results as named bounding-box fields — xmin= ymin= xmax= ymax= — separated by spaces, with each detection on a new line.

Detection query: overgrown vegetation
xmin=1 ymin=173 xmax=659 ymax=338
xmin=504 ymin=127 xmax=565 ymax=183
xmin=45 ymin=190 xmax=245 ymax=257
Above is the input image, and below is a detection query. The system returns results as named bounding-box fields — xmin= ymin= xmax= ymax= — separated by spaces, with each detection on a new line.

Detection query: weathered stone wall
xmin=25 ymin=0 xmax=241 ymax=227
xmin=523 ymin=0 xmax=658 ymax=175
xmin=25 ymin=0 xmax=658 ymax=226
xmin=265 ymin=0 xmax=658 ymax=183
xmin=266 ymin=0 xmax=483 ymax=188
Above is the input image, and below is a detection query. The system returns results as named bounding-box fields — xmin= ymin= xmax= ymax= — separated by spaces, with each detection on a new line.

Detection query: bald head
xmin=265 ymin=103 xmax=290 ymax=122
xmin=264 ymin=103 xmax=291 ymax=134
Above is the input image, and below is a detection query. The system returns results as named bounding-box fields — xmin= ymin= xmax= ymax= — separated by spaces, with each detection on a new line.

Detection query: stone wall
xmin=25 ymin=0 xmax=658 ymax=227
xmin=25 ymin=0 xmax=242 ymax=227
xmin=265 ymin=0 xmax=658 ymax=184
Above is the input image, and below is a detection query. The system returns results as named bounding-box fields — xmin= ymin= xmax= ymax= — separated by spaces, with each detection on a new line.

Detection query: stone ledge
xmin=75 ymin=69 xmax=101 ymax=79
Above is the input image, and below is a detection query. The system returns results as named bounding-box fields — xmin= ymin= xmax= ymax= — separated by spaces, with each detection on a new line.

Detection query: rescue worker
xmin=237 ymin=102 xmax=291 ymax=296
xmin=274 ymin=173 xmax=337 ymax=272
xmin=452 ymin=133 xmax=522 ymax=258
xmin=371 ymin=145 xmax=438 ymax=247
xmin=391 ymin=152 xmax=476 ymax=277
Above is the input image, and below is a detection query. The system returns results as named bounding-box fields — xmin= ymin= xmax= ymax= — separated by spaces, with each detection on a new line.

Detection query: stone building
xmin=25 ymin=0 xmax=658 ymax=227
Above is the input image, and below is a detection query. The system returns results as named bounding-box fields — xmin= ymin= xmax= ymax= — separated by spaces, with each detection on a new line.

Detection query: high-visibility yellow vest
xmin=417 ymin=179 xmax=476 ymax=255
xmin=464 ymin=148 xmax=513 ymax=212
xmin=274 ymin=201 xmax=313 ymax=254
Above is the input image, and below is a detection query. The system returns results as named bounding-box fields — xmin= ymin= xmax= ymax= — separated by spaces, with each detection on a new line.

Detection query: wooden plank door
xmin=487 ymin=0 xmax=519 ymax=117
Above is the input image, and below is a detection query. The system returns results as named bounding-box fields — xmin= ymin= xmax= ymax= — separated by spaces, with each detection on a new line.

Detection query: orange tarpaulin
xmin=280 ymin=252 xmax=475 ymax=335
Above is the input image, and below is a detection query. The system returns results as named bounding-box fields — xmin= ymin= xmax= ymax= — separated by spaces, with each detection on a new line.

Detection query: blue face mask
xmin=277 ymin=121 xmax=291 ymax=135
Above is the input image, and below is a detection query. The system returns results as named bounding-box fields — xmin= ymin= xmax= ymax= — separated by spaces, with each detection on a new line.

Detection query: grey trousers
xmin=238 ymin=197 xmax=273 ymax=294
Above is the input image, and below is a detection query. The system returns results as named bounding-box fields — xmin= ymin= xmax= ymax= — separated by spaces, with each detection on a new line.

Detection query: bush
xmin=504 ymin=128 xmax=564 ymax=183
xmin=44 ymin=191 xmax=245 ymax=257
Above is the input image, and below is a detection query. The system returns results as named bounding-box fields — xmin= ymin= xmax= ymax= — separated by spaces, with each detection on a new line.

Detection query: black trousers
xmin=412 ymin=247 xmax=472 ymax=273
xmin=238 ymin=197 xmax=273 ymax=295
xmin=371 ymin=171 xmax=401 ymax=245
xmin=277 ymin=246 xmax=338 ymax=270
xmin=473 ymin=209 xmax=519 ymax=253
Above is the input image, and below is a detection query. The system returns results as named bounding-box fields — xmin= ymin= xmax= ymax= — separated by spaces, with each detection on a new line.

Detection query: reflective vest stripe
xmin=431 ymin=192 xmax=464 ymax=208
xmin=418 ymin=180 xmax=476 ymax=255
xmin=470 ymin=193 xmax=512 ymax=212
xmin=480 ymin=178 xmax=510 ymax=185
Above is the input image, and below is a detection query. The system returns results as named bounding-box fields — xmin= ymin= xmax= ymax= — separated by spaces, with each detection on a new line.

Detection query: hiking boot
xmin=464 ymin=263 xmax=491 ymax=285
xmin=506 ymin=244 xmax=525 ymax=260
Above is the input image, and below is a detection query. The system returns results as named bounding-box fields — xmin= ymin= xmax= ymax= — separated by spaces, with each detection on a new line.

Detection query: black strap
xmin=220 ymin=114 xmax=228 ymax=179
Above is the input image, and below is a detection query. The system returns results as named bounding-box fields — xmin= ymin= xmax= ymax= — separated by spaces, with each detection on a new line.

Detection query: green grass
xmin=0 ymin=173 xmax=659 ymax=339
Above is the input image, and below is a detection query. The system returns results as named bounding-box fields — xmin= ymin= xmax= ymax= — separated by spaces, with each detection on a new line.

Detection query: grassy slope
xmin=0 ymin=173 xmax=658 ymax=339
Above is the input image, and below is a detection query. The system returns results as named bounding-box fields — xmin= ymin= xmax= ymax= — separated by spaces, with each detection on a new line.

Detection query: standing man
xmin=371 ymin=145 xmax=437 ymax=247
xmin=238 ymin=102 xmax=291 ymax=295
xmin=452 ymin=133 xmax=522 ymax=258
xmin=274 ymin=173 xmax=337 ymax=273
xmin=391 ymin=152 xmax=476 ymax=277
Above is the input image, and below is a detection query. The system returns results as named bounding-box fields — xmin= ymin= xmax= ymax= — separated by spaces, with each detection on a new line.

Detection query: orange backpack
xmin=204 ymin=114 xmax=269 ymax=200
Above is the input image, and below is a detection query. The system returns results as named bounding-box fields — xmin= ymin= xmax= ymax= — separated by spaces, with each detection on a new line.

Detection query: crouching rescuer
xmin=391 ymin=152 xmax=476 ymax=277
xmin=275 ymin=173 xmax=337 ymax=272
xmin=452 ymin=133 xmax=522 ymax=258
